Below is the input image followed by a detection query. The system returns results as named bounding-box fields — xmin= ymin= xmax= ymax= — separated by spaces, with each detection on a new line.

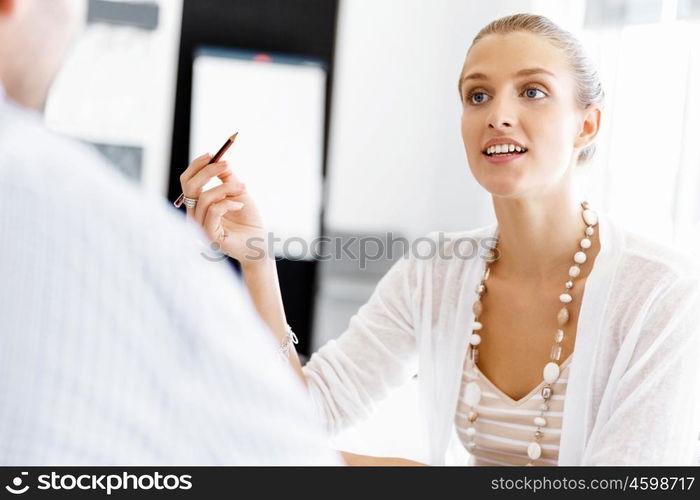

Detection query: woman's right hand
xmin=180 ymin=153 xmax=309 ymax=385
xmin=179 ymin=152 xmax=269 ymax=265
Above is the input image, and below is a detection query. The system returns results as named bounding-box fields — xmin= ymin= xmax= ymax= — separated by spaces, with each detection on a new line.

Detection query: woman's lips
xmin=483 ymin=151 xmax=527 ymax=164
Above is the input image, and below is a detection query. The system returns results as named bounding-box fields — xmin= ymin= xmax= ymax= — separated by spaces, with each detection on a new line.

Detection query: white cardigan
xmin=303 ymin=212 xmax=700 ymax=465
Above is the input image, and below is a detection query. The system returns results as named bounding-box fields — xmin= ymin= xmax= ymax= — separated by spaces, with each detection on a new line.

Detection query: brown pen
xmin=173 ymin=131 xmax=239 ymax=208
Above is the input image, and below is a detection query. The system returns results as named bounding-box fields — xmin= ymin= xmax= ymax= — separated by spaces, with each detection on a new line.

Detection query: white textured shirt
xmin=303 ymin=211 xmax=700 ymax=465
xmin=0 ymin=94 xmax=341 ymax=465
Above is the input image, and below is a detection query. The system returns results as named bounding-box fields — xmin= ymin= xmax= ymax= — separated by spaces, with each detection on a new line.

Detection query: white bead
xmin=582 ymin=209 xmax=598 ymax=226
xmin=543 ymin=362 xmax=560 ymax=383
xmin=472 ymin=321 xmax=483 ymax=331
xmin=585 ymin=226 xmax=595 ymax=236
xmin=527 ymin=442 xmax=542 ymax=460
xmin=574 ymin=251 xmax=587 ymax=264
xmin=469 ymin=333 xmax=482 ymax=346
xmin=555 ymin=329 xmax=564 ymax=342
xmin=557 ymin=307 xmax=569 ymax=326
xmin=534 ymin=416 xmax=547 ymax=427
xmin=569 ymin=265 xmax=581 ymax=278
xmin=559 ymin=293 xmax=572 ymax=303
xmin=465 ymin=381 xmax=481 ymax=406
xmin=466 ymin=427 xmax=476 ymax=437
xmin=580 ymin=238 xmax=592 ymax=249
xmin=565 ymin=280 xmax=573 ymax=289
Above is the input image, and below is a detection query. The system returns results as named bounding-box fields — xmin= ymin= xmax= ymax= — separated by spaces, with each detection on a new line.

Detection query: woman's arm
xmin=339 ymin=451 xmax=426 ymax=466
xmin=240 ymin=255 xmax=307 ymax=386
xmin=302 ymin=253 xmax=420 ymax=436
xmin=583 ymin=275 xmax=700 ymax=464
xmin=241 ymin=254 xmax=427 ymax=468
xmin=179 ymin=155 xmax=307 ymax=384
xmin=179 ymin=153 xmax=421 ymax=438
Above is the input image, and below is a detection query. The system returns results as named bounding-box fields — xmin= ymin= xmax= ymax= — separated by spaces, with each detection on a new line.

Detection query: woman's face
xmin=460 ymin=31 xmax=594 ymax=198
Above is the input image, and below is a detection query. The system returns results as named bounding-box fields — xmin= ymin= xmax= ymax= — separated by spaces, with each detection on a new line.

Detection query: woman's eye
xmin=524 ymin=88 xmax=546 ymax=99
xmin=469 ymin=92 xmax=489 ymax=105
xmin=466 ymin=88 xmax=544 ymax=104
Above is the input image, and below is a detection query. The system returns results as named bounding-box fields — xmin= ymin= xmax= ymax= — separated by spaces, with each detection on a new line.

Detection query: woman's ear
xmin=574 ymin=105 xmax=601 ymax=150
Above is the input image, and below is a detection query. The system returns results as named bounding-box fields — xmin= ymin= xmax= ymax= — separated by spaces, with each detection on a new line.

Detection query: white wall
xmin=45 ymin=0 xmax=183 ymax=196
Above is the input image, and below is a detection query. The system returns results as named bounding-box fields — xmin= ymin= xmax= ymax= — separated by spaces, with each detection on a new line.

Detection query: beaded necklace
xmin=462 ymin=200 xmax=598 ymax=465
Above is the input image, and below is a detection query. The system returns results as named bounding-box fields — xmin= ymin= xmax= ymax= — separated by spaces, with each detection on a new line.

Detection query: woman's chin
xmin=468 ymin=158 xmax=547 ymax=198
xmin=474 ymin=176 xmax=529 ymax=198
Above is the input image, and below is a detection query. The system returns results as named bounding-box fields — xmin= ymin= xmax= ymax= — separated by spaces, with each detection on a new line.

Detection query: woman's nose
xmin=489 ymin=119 xmax=513 ymax=129
xmin=487 ymin=98 xmax=517 ymax=129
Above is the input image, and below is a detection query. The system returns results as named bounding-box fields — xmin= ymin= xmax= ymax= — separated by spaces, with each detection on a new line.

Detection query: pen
xmin=173 ymin=132 xmax=239 ymax=208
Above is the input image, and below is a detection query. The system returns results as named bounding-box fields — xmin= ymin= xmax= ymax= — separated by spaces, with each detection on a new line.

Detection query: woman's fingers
xmin=179 ymin=152 xmax=212 ymax=187
xmin=217 ymin=167 xmax=243 ymax=185
xmin=180 ymin=152 xmax=247 ymax=223
xmin=194 ymin=182 xmax=247 ymax=226
xmin=203 ymin=199 xmax=245 ymax=243
xmin=185 ymin=161 xmax=231 ymax=196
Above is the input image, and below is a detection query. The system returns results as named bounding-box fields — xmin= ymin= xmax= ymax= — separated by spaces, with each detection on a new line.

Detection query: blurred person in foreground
xmin=0 ymin=0 xmax=342 ymax=465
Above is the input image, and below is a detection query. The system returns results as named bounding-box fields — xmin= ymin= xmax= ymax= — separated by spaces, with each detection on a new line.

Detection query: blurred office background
xmin=45 ymin=0 xmax=700 ymax=462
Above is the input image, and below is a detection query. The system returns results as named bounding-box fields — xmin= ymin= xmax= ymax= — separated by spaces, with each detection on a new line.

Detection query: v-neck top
xmin=454 ymin=354 xmax=574 ymax=466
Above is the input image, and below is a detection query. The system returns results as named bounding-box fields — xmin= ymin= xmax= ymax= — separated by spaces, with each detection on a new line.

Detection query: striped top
xmin=455 ymin=354 xmax=573 ymax=466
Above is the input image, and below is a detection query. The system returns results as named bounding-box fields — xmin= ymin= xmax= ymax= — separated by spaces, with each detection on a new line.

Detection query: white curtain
xmin=581 ymin=18 xmax=700 ymax=256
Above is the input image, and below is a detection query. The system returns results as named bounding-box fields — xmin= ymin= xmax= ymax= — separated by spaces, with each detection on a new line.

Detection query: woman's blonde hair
xmin=459 ymin=13 xmax=604 ymax=164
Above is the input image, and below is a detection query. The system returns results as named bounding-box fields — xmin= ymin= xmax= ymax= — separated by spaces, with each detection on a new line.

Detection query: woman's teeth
xmin=485 ymin=144 xmax=527 ymax=155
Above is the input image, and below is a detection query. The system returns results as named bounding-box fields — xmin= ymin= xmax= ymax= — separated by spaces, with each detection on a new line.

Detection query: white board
xmin=190 ymin=48 xmax=326 ymax=259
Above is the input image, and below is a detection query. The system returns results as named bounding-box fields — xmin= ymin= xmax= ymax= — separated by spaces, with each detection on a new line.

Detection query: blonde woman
xmin=178 ymin=14 xmax=700 ymax=465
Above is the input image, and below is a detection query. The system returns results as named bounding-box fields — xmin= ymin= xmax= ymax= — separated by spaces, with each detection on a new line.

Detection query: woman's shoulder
xmin=606 ymin=216 xmax=700 ymax=322
xmin=613 ymin=219 xmax=700 ymax=284
xmin=398 ymin=224 xmax=497 ymax=285
xmin=411 ymin=224 xmax=497 ymax=267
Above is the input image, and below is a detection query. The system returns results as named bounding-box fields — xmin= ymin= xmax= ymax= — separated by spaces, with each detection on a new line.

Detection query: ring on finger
xmin=183 ymin=196 xmax=198 ymax=208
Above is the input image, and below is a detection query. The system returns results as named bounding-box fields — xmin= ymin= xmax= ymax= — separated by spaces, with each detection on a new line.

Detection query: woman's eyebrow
xmin=460 ymin=67 xmax=556 ymax=85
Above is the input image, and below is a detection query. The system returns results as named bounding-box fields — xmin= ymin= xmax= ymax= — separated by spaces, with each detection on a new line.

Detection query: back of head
xmin=0 ymin=0 xmax=86 ymax=111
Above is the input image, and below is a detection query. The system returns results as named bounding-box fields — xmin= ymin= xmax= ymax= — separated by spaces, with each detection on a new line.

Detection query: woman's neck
xmin=490 ymin=191 xmax=600 ymax=284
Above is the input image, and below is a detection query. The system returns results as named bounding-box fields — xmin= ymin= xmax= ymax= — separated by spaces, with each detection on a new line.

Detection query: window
xmin=582 ymin=0 xmax=700 ymax=254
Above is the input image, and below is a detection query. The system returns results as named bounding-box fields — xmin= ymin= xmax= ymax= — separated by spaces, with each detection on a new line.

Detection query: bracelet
xmin=278 ymin=324 xmax=299 ymax=360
